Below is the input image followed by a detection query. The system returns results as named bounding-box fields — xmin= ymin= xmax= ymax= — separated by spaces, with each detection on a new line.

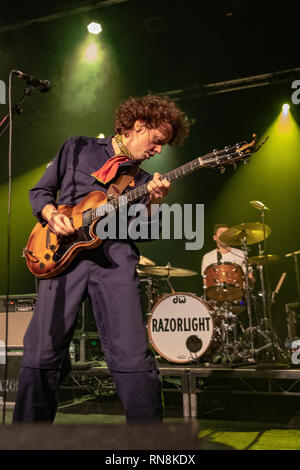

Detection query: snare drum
xmin=204 ymin=262 xmax=244 ymax=302
xmin=147 ymin=292 xmax=215 ymax=363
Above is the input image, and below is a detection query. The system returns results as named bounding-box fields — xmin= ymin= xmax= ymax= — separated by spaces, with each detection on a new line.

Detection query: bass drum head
xmin=147 ymin=292 xmax=214 ymax=364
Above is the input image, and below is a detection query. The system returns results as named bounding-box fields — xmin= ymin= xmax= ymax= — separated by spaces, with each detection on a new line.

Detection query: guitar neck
xmin=93 ymin=139 xmax=253 ymax=219
xmin=116 ymin=153 xmax=210 ymax=207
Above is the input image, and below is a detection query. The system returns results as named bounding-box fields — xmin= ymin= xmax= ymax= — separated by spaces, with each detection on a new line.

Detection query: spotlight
xmin=282 ymin=103 xmax=290 ymax=115
xmin=87 ymin=22 xmax=102 ymax=35
xmin=97 ymin=133 xmax=105 ymax=139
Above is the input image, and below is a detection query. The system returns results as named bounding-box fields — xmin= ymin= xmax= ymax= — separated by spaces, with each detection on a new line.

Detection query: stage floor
xmin=1 ymin=360 xmax=300 ymax=450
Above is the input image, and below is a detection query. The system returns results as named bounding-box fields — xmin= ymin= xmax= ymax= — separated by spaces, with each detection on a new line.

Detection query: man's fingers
xmin=49 ymin=213 xmax=75 ymax=236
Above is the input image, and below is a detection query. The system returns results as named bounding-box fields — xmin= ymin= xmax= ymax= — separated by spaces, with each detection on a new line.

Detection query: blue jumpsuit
xmin=13 ymin=136 xmax=163 ymax=422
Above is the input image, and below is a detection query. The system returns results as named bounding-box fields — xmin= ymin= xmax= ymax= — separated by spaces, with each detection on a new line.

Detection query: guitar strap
xmin=106 ymin=165 xmax=140 ymax=201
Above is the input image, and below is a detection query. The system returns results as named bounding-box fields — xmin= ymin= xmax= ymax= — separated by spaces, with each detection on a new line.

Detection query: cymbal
xmin=219 ymin=222 xmax=271 ymax=246
xmin=138 ymin=255 xmax=156 ymax=266
xmin=248 ymin=254 xmax=280 ymax=265
xmin=138 ymin=264 xmax=198 ymax=277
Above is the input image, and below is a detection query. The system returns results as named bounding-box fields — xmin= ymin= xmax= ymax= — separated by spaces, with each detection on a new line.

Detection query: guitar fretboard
xmin=90 ymin=154 xmax=204 ymax=221
xmin=88 ymin=141 xmax=249 ymax=223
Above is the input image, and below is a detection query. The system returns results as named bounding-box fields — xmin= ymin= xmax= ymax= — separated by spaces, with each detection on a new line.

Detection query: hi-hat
xmin=138 ymin=264 xmax=198 ymax=277
xmin=248 ymin=254 xmax=280 ymax=265
xmin=219 ymin=222 xmax=271 ymax=246
xmin=138 ymin=255 xmax=156 ymax=266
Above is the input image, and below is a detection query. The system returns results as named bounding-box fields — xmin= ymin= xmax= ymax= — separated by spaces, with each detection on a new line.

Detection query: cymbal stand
xmin=144 ymin=277 xmax=155 ymax=315
xmin=242 ymin=262 xmax=289 ymax=363
xmin=241 ymin=232 xmax=256 ymax=358
xmin=255 ymin=217 xmax=289 ymax=361
xmin=257 ymin=245 xmax=270 ymax=331
xmin=162 ymin=276 xmax=176 ymax=294
xmin=258 ymin=206 xmax=273 ymax=329
xmin=217 ymin=303 xmax=241 ymax=364
xmin=289 ymin=252 xmax=300 ymax=304
xmin=162 ymin=262 xmax=176 ymax=294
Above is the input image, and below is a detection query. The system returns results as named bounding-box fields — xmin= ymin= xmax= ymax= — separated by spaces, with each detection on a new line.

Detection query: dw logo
xmin=0 ymin=80 xmax=6 ymax=104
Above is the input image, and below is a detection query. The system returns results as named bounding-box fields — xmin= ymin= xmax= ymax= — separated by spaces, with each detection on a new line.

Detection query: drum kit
xmin=138 ymin=221 xmax=290 ymax=366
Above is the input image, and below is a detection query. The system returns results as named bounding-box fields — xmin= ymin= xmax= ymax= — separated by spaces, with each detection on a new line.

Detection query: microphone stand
xmin=1 ymin=79 xmax=37 ymax=425
xmin=0 ymin=85 xmax=34 ymax=137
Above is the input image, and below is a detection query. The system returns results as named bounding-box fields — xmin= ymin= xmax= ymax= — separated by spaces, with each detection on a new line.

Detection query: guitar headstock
xmin=202 ymin=133 xmax=268 ymax=172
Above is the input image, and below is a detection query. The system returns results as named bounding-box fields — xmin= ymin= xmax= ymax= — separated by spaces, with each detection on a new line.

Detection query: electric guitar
xmin=24 ymin=134 xmax=267 ymax=279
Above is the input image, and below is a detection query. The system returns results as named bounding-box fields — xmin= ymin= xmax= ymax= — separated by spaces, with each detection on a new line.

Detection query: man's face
xmin=213 ymin=227 xmax=229 ymax=247
xmin=126 ymin=121 xmax=173 ymax=162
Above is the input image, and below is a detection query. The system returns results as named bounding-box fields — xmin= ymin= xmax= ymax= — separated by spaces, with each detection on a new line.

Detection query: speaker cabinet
xmin=0 ymin=352 xmax=22 ymax=402
xmin=0 ymin=311 xmax=33 ymax=347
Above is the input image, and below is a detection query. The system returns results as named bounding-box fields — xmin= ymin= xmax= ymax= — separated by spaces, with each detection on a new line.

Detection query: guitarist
xmin=13 ymin=94 xmax=191 ymax=423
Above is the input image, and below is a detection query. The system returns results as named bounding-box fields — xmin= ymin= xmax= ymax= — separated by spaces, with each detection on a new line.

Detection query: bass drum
xmin=147 ymin=292 xmax=215 ymax=363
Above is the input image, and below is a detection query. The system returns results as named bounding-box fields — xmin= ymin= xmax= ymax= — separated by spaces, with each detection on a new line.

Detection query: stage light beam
xmin=84 ymin=42 xmax=99 ymax=63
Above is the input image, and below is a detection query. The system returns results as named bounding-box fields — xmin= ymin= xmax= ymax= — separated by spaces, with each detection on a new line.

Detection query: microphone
xmin=13 ymin=70 xmax=51 ymax=93
xmin=250 ymin=200 xmax=269 ymax=211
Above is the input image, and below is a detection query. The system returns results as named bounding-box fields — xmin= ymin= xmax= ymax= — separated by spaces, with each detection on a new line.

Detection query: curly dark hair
xmin=213 ymin=224 xmax=229 ymax=235
xmin=114 ymin=94 xmax=191 ymax=146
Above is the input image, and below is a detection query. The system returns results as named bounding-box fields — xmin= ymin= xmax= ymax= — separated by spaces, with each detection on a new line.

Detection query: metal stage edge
xmin=67 ymin=362 xmax=300 ymax=419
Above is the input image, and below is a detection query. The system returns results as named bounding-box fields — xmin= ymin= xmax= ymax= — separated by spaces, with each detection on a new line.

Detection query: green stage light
xmin=203 ymin=107 xmax=300 ymax=249
xmin=87 ymin=22 xmax=102 ymax=35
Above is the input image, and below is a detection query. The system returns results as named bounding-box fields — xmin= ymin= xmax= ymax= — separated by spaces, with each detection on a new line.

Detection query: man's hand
xmin=147 ymin=172 xmax=171 ymax=205
xmin=42 ymin=204 xmax=75 ymax=236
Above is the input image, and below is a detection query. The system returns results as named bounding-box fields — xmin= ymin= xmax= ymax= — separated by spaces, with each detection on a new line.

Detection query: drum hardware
xmin=219 ymin=221 xmax=272 ymax=359
xmin=139 ymin=277 xmax=159 ymax=317
xmin=240 ymin=233 xmax=256 ymax=358
xmin=250 ymin=203 xmax=288 ymax=362
xmin=218 ymin=220 xmax=288 ymax=363
xmin=285 ymin=249 xmax=300 ymax=304
xmin=137 ymin=254 xmax=158 ymax=321
xmin=139 ymin=262 xmax=198 ymax=300
xmin=138 ymin=262 xmax=197 ymax=329
xmin=210 ymin=302 xmax=246 ymax=364
xmin=139 ymin=263 xmax=198 ymax=278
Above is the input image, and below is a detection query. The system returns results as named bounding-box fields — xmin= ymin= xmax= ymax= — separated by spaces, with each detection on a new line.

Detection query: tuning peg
xmin=220 ymin=167 xmax=225 ymax=174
